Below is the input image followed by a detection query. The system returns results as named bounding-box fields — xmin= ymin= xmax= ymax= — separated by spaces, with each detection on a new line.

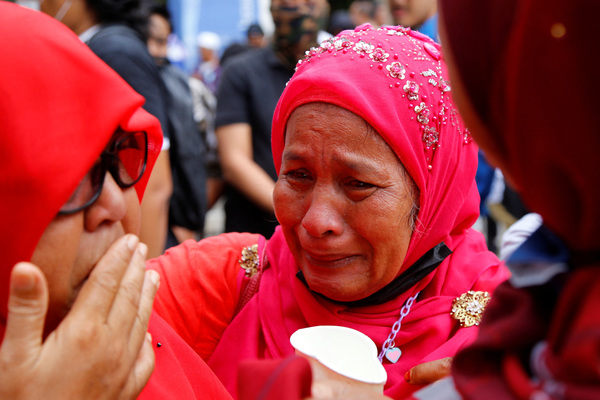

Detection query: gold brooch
xmin=451 ymin=291 xmax=491 ymax=327
xmin=239 ymin=244 xmax=259 ymax=277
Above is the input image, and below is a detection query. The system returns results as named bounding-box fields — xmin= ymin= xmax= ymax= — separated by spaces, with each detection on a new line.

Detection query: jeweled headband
xmin=274 ymin=23 xmax=472 ymax=176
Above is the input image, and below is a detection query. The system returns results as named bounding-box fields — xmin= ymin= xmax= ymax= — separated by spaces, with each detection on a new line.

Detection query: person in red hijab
xmin=0 ymin=3 xmax=231 ymax=399
xmin=439 ymin=0 xmax=600 ymax=398
xmin=148 ymin=23 xmax=509 ymax=399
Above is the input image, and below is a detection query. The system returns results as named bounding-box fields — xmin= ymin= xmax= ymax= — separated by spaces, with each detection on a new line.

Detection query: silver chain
xmin=377 ymin=291 xmax=420 ymax=363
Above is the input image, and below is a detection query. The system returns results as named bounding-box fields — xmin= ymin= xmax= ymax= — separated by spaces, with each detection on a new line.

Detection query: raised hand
xmin=0 ymin=234 xmax=159 ymax=399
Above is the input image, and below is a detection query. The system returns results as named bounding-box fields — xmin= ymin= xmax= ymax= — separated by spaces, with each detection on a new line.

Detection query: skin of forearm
xmin=222 ymin=158 xmax=275 ymax=213
xmin=217 ymin=123 xmax=275 ymax=213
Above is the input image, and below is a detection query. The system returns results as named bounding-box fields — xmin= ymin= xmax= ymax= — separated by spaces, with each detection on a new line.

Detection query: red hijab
xmin=0 ymin=2 xmax=162 ymax=338
xmin=441 ymin=0 xmax=600 ymax=398
xmin=209 ymin=24 xmax=508 ymax=398
xmin=0 ymin=6 xmax=236 ymax=399
xmin=440 ymin=0 xmax=600 ymax=254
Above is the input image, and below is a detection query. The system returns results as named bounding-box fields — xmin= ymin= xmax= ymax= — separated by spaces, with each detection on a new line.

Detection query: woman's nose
xmin=301 ymin=185 xmax=345 ymax=237
xmin=84 ymin=172 xmax=128 ymax=231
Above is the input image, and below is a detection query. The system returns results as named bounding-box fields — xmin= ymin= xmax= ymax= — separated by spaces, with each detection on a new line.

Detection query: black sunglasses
xmin=59 ymin=130 xmax=148 ymax=215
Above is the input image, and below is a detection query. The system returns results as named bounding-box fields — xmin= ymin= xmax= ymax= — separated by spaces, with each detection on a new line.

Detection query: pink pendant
xmin=385 ymin=347 xmax=402 ymax=363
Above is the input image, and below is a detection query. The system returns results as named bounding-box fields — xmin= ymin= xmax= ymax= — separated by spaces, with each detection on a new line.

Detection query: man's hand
xmin=0 ymin=234 xmax=159 ymax=399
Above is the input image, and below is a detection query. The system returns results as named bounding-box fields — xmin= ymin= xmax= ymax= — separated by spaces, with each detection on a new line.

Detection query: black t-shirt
xmin=159 ymin=64 xmax=208 ymax=233
xmin=87 ymin=24 xmax=169 ymax=140
xmin=216 ymin=47 xmax=293 ymax=237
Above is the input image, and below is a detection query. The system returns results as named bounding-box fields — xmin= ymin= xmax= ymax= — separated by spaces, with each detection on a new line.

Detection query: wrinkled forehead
xmin=283 ymin=102 xmax=404 ymax=178
xmin=285 ymin=102 xmax=379 ymax=142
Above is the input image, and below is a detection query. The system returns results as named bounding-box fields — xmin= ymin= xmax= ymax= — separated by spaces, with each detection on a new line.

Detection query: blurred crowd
xmin=12 ymin=0 xmax=526 ymax=258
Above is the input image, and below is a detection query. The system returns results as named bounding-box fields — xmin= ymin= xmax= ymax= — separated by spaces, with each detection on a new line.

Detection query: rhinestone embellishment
xmin=403 ymin=80 xmax=420 ymax=101
xmin=239 ymin=244 xmax=259 ymax=277
xmin=295 ymin=24 xmax=472 ymax=172
xmin=353 ymin=40 xmax=374 ymax=55
xmin=370 ymin=47 xmax=389 ymax=62
xmin=414 ymin=102 xmax=431 ymax=124
xmin=422 ymin=126 xmax=439 ymax=148
xmin=386 ymin=62 xmax=406 ymax=79
xmin=451 ymin=291 xmax=491 ymax=327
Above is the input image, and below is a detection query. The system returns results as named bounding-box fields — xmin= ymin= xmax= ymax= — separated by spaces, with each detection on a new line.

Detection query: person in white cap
xmin=194 ymin=31 xmax=222 ymax=93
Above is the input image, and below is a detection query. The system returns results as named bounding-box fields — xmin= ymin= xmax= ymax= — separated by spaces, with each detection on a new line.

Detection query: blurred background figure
xmin=194 ymin=31 xmax=222 ymax=93
xmin=147 ymin=6 xmax=172 ymax=66
xmin=219 ymin=42 xmax=252 ymax=71
xmin=188 ymin=76 xmax=222 ymax=223
xmin=374 ymin=0 xmax=392 ymax=26
xmin=246 ymin=23 xmax=265 ymax=48
xmin=215 ymin=0 xmax=329 ymax=238
xmin=475 ymin=151 xmax=504 ymax=254
xmin=41 ymin=0 xmax=173 ymax=259
xmin=316 ymin=0 xmax=333 ymax=43
xmin=219 ymin=23 xmax=265 ymax=70
xmin=327 ymin=8 xmax=355 ymax=35
xmin=349 ymin=0 xmax=377 ymax=27
xmin=389 ymin=0 xmax=438 ymax=41
xmin=165 ymin=31 xmax=188 ymax=71
xmin=147 ymin=4 xmax=211 ymax=247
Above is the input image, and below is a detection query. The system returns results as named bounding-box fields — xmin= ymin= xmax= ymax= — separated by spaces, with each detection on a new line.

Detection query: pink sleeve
xmin=147 ymin=232 xmax=262 ymax=360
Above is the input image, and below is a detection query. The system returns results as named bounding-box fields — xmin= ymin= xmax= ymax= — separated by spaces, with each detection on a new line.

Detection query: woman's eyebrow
xmin=281 ymin=151 xmax=305 ymax=162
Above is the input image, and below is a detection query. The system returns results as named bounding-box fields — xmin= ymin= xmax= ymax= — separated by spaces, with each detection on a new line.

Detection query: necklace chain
xmin=377 ymin=291 xmax=420 ymax=363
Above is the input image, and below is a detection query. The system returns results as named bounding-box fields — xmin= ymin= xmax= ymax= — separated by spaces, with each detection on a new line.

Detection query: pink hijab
xmin=209 ymin=24 xmax=508 ymax=398
xmin=0 ymin=2 xmax=162 ymax=339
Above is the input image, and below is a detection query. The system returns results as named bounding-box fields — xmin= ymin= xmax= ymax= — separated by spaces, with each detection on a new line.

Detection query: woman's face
xmin=30 ymin=172 xmax=141 ymax=336
xmin=274 ymin=103 xmax=416 ymax=302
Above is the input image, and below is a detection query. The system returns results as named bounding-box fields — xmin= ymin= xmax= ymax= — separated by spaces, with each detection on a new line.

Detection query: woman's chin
xmin=306 ymin=277 xmax=373 ymax=303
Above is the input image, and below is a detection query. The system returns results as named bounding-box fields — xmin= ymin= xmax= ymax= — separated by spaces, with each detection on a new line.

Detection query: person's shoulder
xmin=220 ymin=42 xmax=251 ymax=67
xmin=220 ymin=48 xmax=278 ymax=88
xmin=90 ymin=23 xmax=141 ymax=42
xmin=223 ymin=47 xmax=270 ymax=72
xmin=160 ymin=63 xmax=189 ymax=83
xmin=88 ymin=24 xmax=147 ymax=57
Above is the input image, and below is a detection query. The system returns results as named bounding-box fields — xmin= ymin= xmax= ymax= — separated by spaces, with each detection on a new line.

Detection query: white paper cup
xmin=290 ymin=326 xmax=387 ymax=395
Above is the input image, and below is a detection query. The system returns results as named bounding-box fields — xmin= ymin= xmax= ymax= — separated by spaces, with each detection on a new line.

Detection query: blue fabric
xmin=508 ymin=224 xmax=569 ymax=266
xmin=415 ymin=13 xmax=439 ymax=43
xmin=475 ymin=150 xmax=495 ymax=215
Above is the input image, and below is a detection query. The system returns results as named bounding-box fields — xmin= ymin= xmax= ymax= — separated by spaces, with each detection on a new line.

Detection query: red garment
xmin=149 ymin=233 xmax=261 ymax=361
xmin=151 ymin=25 xmax=509 ymax=399
xmin=0 ymin=4 xmax=229 ymax=399
xmin=150 ymin=229 xmax=506 ymax=399
xmin=140 ymin=312 xmax=233 ymax=400
xmin=440 ymin=0 xmax=600 ymax=398
xmin=238 ymin=357 xmax=312 ymax=400
xmin=0 ymin=1 xmax=159 ymax=334
xmin=207 ymin=228 xmax=507 ymax=399
xmin=440 ymin=0 xmax=600 ymax=254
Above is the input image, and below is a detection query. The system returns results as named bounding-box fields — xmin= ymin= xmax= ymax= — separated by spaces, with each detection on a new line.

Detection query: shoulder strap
xmin=233 ymin=236 xmax=269 ymax=317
